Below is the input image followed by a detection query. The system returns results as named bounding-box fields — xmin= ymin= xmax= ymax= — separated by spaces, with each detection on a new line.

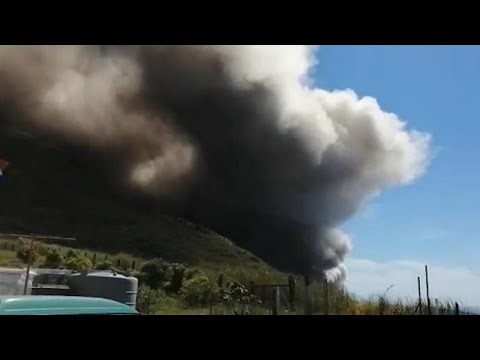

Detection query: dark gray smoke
xmin=0 ymin=45 xmax=431 ymax=282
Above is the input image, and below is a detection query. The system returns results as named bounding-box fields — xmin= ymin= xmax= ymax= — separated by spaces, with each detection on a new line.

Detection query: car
xmin=0 ymin=295 xmax=139 ymax=315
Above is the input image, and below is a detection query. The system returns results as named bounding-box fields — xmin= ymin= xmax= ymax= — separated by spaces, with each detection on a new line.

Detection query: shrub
xmin=221 ymin=282 xmax=260 ymax=315
xmin=95 ymin=260 xmax=114 ymax=271
xmin=136 ymin=285 xmax=165 ymax=314
xmin=65 ymin=250 xmax=78 ymax=259
xmin=37 ymin=245 xmax=49 ymax=256
xmin=180 ymin=275 xmax=219 ymax=307
xmin=166 ymin=263 xmax=186 ymax=294
xmin=140 ymin=259 xmax=187 ymax=294
xmin=140 ymin=259 xmax=171 ymax=289
xmin=65 ymin=254 xmax=93 ymax=271
xmin=42 ymin=248 xmax=64 ymax=268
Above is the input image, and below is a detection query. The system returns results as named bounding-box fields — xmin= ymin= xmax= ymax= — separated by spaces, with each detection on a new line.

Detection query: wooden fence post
xmin=304 ymin=275 xmax=311 ymax=315
xmin=288 ymin=275 xmax=296 ymax=312
xmin=417 ymin=277 xmax=422 ymax=315
xmin=425 ymin=265 xmax=431 ymax=315
xmin=272 ymin=287 xmax=280 ymax=315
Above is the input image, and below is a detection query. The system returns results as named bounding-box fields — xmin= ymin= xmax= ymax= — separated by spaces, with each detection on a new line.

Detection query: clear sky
xmin=313 ymin=45 xmax=480 ymax=306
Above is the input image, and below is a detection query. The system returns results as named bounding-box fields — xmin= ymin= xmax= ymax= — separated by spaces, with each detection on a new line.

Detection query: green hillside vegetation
xmin=0 ymin=238 xmax=465 ymax=315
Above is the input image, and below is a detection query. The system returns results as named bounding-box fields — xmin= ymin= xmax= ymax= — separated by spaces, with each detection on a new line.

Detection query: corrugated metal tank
xmin=68 ymin=271 xmax=138 ymax=308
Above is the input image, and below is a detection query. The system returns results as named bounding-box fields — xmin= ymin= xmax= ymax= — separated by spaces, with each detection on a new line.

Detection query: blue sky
xmin=313 ymin=45 xmax=480 ymax=305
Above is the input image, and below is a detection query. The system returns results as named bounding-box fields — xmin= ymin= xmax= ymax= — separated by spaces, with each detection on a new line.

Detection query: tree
xmin=42 ymin=248 xmax=64 ymax=268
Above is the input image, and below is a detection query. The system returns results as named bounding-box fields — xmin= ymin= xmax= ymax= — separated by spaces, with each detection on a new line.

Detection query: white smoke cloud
xmin=213 ymin=46 xmax=430 ymax=184
xmin=208 ymin=45 xmax=430 ymax=279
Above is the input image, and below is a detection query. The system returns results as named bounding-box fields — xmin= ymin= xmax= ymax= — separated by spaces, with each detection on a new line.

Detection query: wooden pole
xmin=23 ymin=237 xmax=34 ymax=295
xmin=276 ymin=286 xmax=281 ymax=314
xmin=146 ymin=290 xmax=150 ymax=315
xmin=272 ymin=287 xmax=279 ymax=315
xmin=417 ymin=276 xmax=423 ymax=315
xmin=425 ymin=265 xmax=431 ymax=315
xmin=209 ymin=293 xmax=214 ymax=315
xmin=288 ymin=275 xmax=295 ymax=312
xmin=304 ymin=275 xmax=311 ymax=315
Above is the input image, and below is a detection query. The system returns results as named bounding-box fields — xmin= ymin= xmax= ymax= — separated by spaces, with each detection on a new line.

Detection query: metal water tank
xmin=69 ymin=271 xmax=138 ymax=308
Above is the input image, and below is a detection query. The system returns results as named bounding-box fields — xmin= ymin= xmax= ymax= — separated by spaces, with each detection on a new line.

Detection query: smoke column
xmin=0 ymin=45 xmax=431 ymax=282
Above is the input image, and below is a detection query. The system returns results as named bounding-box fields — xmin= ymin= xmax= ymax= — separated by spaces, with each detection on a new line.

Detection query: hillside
xmin=0 ymin=122 xmax=270 ymax=271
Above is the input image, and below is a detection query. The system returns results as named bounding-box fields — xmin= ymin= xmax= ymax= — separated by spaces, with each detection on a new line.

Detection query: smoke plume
xmin=0 ymin=45 xmax=431 ymax=282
